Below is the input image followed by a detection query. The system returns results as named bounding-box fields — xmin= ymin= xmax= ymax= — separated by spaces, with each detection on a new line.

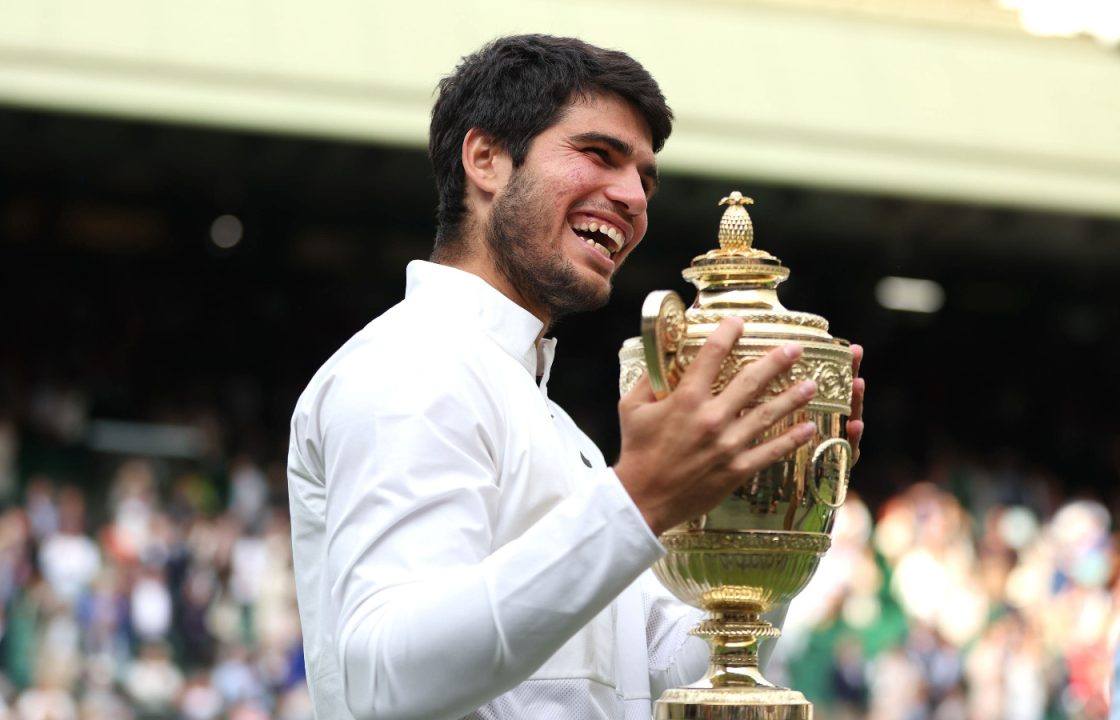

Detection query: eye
xmin=584 ymin=147 xmax=611 ymax=163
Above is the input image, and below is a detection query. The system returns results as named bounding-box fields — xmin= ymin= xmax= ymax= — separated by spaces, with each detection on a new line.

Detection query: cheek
xmin=631 ymin=216 xmax=649 ymax=245
xmin=548 ymin=166 xmax=598 ymax=229
xmin=560 ymin=164 xmax=599 ymax=194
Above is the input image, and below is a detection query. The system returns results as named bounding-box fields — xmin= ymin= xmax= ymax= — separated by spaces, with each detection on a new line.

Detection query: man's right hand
xmin=613 ymin=317 xmax=817 ymax=536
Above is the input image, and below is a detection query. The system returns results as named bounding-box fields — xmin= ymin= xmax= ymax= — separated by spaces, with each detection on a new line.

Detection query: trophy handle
xmin=809 ymin=437 xmax=851 ymax=509
xmin=640 ymin=290 xmax=686 ymax=399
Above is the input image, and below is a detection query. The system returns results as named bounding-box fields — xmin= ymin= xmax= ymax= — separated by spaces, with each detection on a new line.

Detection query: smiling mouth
xmin=570 ymin=220 xmax=624 ymax=261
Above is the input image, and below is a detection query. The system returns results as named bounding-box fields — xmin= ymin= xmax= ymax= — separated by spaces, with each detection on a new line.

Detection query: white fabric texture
xmin=288 ymin=261 xmax=709 ymax=720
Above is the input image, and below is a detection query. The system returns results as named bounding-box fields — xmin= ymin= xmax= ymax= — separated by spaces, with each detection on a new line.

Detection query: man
xmin=288 ymin=34 xmax=865 ymax=720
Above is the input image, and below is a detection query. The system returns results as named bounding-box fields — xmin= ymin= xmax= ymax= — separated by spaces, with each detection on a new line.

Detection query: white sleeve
xmin=642 ymin=571 xmax=790 ymax=698
xmin=319 ymin=365 xmax=664 ymax=720
xmin=642 ymin=570 xmax=709 ymax=697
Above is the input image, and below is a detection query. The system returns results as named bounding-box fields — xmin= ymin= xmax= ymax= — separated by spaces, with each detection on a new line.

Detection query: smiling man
xmin=288 ymin=34 xmax=864 ymax=720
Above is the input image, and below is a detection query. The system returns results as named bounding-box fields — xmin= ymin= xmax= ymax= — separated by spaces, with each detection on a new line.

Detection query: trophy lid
xmin=680 ymin=191 xmax=835 ymax=341
xmin=681 ymin=191 xmax=790 ymax=289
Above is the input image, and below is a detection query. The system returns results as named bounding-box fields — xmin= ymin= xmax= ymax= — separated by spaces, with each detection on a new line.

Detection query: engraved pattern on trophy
xmin=618 ymin=339 xmax=646 ymax=395
xmin=662 ymin=302 xmax=686 ymax=346
xmin=617 ymin=192 xmax=855 ymax=720
xmin=670 ymin=347 xmax=852 ymax=413
xmin=686 ymin=310 xmax=830 ymax=331
xmin=640 ymin=291 xmax=688 ymax=398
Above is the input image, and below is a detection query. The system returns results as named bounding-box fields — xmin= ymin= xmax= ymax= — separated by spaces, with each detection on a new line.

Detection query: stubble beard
xmin=485 ymin=169 xmax=610 ymax=324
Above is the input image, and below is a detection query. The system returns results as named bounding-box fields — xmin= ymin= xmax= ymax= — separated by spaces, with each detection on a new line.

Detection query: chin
xmin=580 ymin=277 xmax=612 ymax=311
xmin=577 ymin=264 xmax=612 ymax=297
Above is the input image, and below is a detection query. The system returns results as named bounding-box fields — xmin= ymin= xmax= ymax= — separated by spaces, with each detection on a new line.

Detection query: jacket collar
xmin=405 ymin=260 xmax=557 ymax=387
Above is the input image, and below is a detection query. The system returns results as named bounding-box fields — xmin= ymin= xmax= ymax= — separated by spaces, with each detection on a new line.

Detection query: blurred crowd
xmin=773 ymin=459 xmax=1118 ymax=720
xmin=0 ymin=412 xmax=308 ymax=719
xmin=0 ymin=401 xmax=1117 ymax=719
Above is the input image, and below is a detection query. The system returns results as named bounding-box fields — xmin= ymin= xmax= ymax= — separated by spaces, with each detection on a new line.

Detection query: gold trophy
xmin=619 ymin=192 xmax=854 ymax=720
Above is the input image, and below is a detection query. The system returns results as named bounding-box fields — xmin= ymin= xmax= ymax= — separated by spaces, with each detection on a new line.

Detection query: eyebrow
xmin=570 ymin=131 xmax=660 ymax=193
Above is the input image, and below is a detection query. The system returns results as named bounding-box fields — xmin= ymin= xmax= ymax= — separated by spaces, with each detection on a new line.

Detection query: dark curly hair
xmin=428 ymin=34 xmax=673 ymax=257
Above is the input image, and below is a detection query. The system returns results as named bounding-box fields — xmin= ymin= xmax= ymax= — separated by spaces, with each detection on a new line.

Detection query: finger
xmin=720 ymin=343 xmax=803 ymax=410
xmin=729 ymin=421 xmax=816 ymax=479
xmin=850 ymin=377 xmax=865 ymax=422
xmin=847 ymin=418 xmax=864 ymax=446
xmin=677 ymin=317 xmax=744 ymax=397
xmin=847 ymin=419 xmax=864 ymax=465
xmin=732 ymin=379 xmax=816 ymax=443
xmin=620 ymin=372 xmax=656 ymax=409
xmin=851 ymin=344 xmax=863 ymax=378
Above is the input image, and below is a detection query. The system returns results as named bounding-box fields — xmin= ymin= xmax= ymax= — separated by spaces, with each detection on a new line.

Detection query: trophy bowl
xmin=618 ymin=192 xmax=854 ymax=720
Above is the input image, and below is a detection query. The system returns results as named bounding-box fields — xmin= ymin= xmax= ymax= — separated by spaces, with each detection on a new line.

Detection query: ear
xmin=461 ymin=128 xmax=511 ymax=197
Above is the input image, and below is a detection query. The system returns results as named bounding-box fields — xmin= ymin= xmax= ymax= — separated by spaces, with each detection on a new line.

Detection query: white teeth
xmin=585 ymin=238 xmax=610 ymax=258
xmin=570 ymin=219 xmax=625 ymax=253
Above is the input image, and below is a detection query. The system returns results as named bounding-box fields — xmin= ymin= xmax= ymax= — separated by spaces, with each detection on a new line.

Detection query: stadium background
xmin=2 ymin=1 xmax=1119 ymax=718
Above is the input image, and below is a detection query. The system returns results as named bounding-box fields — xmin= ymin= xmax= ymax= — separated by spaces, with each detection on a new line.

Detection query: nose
xmin=604 ymin=165 xmax=648 ymax=218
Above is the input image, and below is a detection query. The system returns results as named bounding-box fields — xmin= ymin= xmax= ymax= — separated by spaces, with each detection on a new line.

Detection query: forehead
xmin=546 ymin=93 xmax=655 ymax=157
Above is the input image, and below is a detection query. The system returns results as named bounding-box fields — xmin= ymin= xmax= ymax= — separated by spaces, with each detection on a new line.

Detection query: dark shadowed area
xmin=4 ymin=108 xmax=1119 ymax=506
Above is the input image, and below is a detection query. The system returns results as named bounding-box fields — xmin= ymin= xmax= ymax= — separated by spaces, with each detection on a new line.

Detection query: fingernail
xmin=800 ymin=380 xmax=816 ymax=398
xmin=782 ymin=344 xmax=803 ymax=360
xmin=797 ymin=422 xmax=816 ymax=440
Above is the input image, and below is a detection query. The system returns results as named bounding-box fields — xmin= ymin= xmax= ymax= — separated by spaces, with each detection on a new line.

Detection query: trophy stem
xmin=693 ymin=609 xmax=779 ymax=687
xmin=653 ymin=609 xmax=812 ymax=720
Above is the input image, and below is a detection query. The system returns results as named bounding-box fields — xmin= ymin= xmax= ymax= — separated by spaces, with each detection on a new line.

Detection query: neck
xmin=435 ymin=208 xmax=554 ymax=337
xmin=438 ymin=245 xmax=553 ymax=337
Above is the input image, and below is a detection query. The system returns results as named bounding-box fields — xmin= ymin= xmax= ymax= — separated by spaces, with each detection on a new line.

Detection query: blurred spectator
xmin=211 ymin=644 xmax=264 ymax=708
xmin=129 ymin=568 xmax=171 ymax=642
xmin=122 ymin=642 xmax=182 ymax=717
xmin=178 ymin=671 xmax=223 ymax=720
xmin=24 ymin=479 xmax=58 ymax=544
xmin=228 ymin=458 xmax=267 ymax=528
xmin=38 ymin=487 xmax=99 ymax=607
xmin=0 ymin=420 xmax=17 ymax=503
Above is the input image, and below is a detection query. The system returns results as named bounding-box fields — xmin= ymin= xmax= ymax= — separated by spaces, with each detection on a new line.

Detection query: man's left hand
xmin=847 ymin=344 xmax=866 ymax=465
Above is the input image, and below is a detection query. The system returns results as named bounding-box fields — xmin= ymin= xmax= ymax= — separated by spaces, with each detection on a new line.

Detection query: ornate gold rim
xmin=677 ymin=337 xmax=850 ymax=353
xmin=660 ymin=530 xmax=832 ymax=554
xmin=681 ymin=258 xmax=791 ymax=285
xmin=658 ymin=688 xmax=810 ymax=707
xmin=685 ymin=310 xmax=829 ymax=331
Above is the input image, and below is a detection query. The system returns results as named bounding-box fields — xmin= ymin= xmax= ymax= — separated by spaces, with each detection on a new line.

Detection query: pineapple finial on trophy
xmin=717 ymin=190 xmax=755 ymax=251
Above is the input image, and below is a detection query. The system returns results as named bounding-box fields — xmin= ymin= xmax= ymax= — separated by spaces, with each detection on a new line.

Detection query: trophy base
xmin=654 ymin=686 xmax=812 ymax=720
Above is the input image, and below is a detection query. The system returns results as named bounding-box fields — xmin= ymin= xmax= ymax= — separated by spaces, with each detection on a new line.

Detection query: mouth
xmin=568 ymin=216 xmax=627 ymax=262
